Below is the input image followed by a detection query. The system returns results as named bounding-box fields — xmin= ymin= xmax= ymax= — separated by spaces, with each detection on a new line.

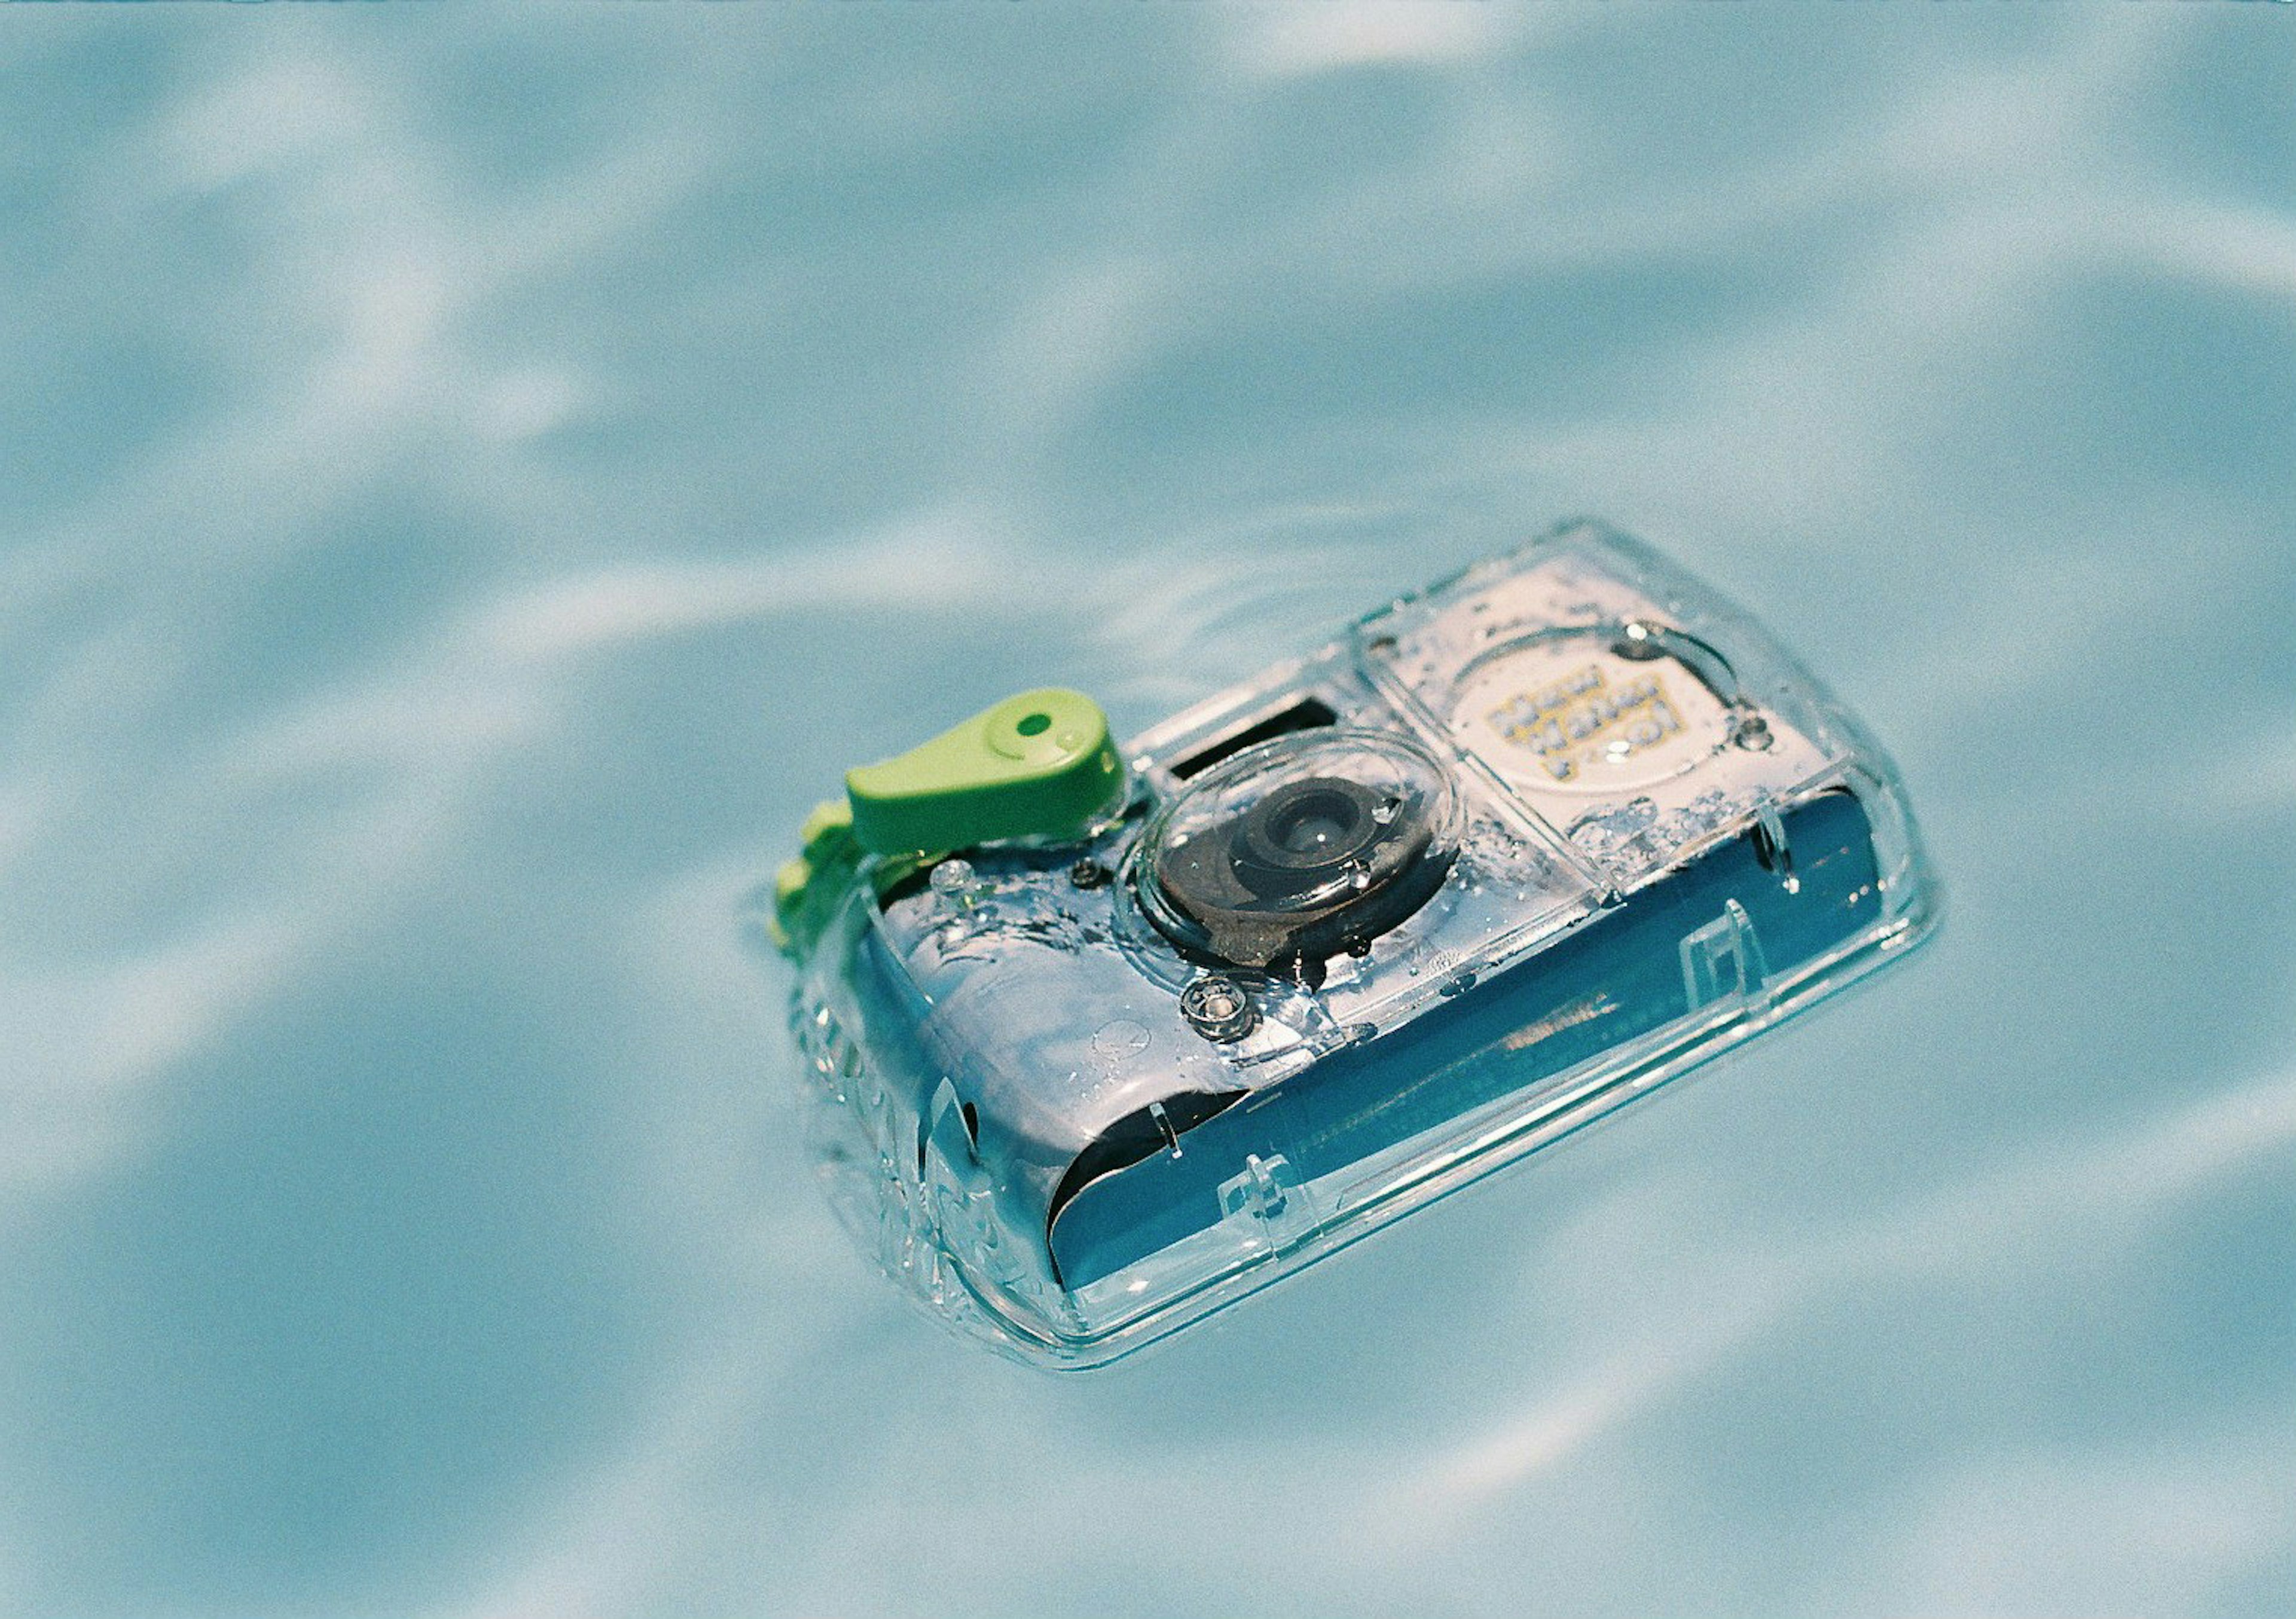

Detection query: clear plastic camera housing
xmin=783 ymin=521 xmax=1939 ymax=1367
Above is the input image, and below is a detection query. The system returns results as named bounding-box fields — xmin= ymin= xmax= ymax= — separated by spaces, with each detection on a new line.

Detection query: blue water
xmin=2 ymin=8 xmax=2292 ymax=1616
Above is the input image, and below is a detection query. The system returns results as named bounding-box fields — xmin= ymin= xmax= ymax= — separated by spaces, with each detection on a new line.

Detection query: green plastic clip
xmin=844 ymin=688 xmax=1123 ymax=856
xmin=770 ymin=797 xmax=860 ymax=960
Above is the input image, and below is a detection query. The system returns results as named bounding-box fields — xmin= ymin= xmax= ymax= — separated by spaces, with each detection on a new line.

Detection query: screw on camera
xmin=1179 ymin=973 xmax=1257 ymax=1042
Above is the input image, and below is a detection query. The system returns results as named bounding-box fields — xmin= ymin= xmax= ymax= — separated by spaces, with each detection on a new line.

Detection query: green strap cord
xmin=769 ymin=797 xmax=862 ymax=961
xmin=773 ymin=688 xmax=1123 ymax=960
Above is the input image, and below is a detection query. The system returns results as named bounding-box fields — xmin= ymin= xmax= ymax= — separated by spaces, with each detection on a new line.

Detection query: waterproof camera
xmin=767 ymin=521 xmax=1938 ymax=1367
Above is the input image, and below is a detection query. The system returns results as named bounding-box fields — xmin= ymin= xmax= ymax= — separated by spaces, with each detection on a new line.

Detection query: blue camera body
xmin=774 ymin=522 xmax=1937 ymax=1367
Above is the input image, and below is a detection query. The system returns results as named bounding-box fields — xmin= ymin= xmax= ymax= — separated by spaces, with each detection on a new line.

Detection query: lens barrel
xmin=1142 ymin=737 xmax=1455 ymax=970
xmin=1231 ymin=777 xmax=1389 ymax=896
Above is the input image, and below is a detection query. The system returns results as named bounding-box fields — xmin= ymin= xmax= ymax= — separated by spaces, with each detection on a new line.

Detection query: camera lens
xmin=1139 ymin=732 xmax=1457 ymax=970
xmin=1269 ymin=790 xmax=1358 ymax=856
xmin=1233 ymin=778 xmax=1385 ymax=893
